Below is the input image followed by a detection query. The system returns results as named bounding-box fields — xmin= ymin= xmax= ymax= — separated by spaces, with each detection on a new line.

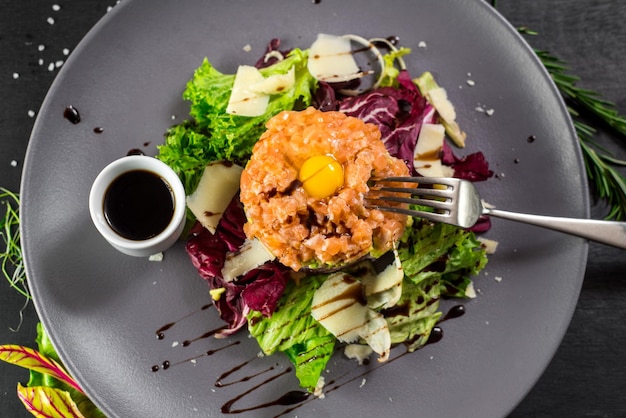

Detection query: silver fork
xmin=366 ymin=176 xmax=626 ymax=249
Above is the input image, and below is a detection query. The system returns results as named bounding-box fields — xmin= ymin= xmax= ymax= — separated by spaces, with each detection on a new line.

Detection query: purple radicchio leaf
xmin=441 ymin=141 xmax=494 ymax=182
xmin=255 ymin=38 xmax=293 ymax=69
xmin=312 ymin=81 xmax=339 ymax=112
xmin=338 ymin=70 xmax=433 ymax=173
xmin=186 ymin=194 xmax=288 ymax=337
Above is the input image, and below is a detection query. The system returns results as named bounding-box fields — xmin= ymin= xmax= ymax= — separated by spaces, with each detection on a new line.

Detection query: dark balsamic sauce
xmin=151 ymin=299 xmax=468 ymax=415
xmin=155 ymin=303 xmax=212 ymax=340
xmin=126 ymin=148 xmax=145 ymax=156
xmin=63 ymin=105 xmax=81 ymax=124
xmin=386 ymin=35 xmax=400 ymax=45
xmin=220 ymin=367 xmax=295 ymax=414
xmin=442 ymin=304 xmax=466 ymax=322
xmin=527 ymin=135 xmax=536 ymax=143
xmin=181 ymin=326 xmax=226 ymax=347
xmin=425 ymin=327 xmax=444 ymax=345
xmin=93 ymin=127 xmax=104 ymax=134
xmin=103 ymin=170 xmax=174 ymax=240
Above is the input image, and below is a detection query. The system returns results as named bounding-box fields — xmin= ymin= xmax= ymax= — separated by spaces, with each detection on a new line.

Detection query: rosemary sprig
xmin=0 ymin=188 xmax=29 ymax=300
xmin=512 ymin=25 xmax=626 ymax=220
xmin=576 ymin=120 xmax=626 ymax=220
xmin=537 ymin=50 xmax=626 ymax=220
xmin=535 ymin=49 xmax=626 ymax=137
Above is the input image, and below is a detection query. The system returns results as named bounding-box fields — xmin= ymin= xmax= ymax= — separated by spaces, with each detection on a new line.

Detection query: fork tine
xmin=366 ymin=195 xmax=452 ymax=212
xmin=375 ymin=176 xmax=456 ymax=186
xmin=365 ymin=204 xmax=454 ymax=225
xmin=369 ymin=186 xmax=453 ymax=199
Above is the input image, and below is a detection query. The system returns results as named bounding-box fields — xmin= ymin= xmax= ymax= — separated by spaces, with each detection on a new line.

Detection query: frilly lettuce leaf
xmin=158 ymin=48 xmax=316 ymax=194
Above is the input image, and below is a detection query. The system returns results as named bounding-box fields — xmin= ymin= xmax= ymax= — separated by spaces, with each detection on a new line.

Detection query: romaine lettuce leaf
xmin=385 ymin=218 xmax=487 ymax=351
xmin=248 ymin=276 xmax=334 ymax=391
xmin=384 ymin=277 xmax=442 ymax=351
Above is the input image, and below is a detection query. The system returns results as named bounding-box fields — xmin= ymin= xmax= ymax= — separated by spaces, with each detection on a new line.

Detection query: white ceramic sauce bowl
xmin=89 ymin=155 xmax=186 ymax=257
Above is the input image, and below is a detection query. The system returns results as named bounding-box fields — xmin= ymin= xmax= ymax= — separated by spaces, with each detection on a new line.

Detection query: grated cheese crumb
xmin=149 ymin=252 xmax=164 ymax=262
xmin=171 ymin=341 xmax=179 ymax=348
xmin=63 ymin=48 xmax=70 ymax=56
xmin=10 ymin=160 xmax=18 ymax=167
xmin=38 ymin=44 xmax=46 ymax=51
xmin=466 ymin=79 xmax=475 ymax=86
xmin=47 ymin=17 xmax=55 ymax=25
xmin=243 ymin=44 xmax=252 ymax=52
xmin=465 ymin=282 xmax=477 ymax=298
xmin=313 ymin=376 xmax=325 ymax=398
xmin=28 ymin=110 xmax=35 ymax=117
xmin=52 ymin=4 xmax=61 ymax=11
xmin=359 ymin=378 xmax=367 ymax=388
xmin=418 ymin=41 xmax=427 ymax=48
xmin=12 ymin=73 xmax=19 ymax=79
xmin=494 ymin=276 xmax=503 ymax=282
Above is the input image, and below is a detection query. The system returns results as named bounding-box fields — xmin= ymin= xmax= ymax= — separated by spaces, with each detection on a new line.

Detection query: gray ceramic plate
xmin=21 ymin=0 xmax=588 ymax=417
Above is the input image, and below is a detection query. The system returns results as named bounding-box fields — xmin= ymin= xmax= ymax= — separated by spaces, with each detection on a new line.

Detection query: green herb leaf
xmin=1 ymin=188 xmax=29 ymax=301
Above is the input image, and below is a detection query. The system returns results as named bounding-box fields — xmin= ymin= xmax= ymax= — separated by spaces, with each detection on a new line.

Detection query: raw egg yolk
xmin=298 ymin=155 xmax=344 ymax=199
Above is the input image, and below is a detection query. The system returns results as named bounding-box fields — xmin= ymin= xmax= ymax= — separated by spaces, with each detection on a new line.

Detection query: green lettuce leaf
xmin=440 ymin=231 xmax=488 ymax=298
xmin=158 ymin=48 xmax=316 ymax=194
xmin=398 ymin=220 xmax=466 ymax=282
xmin=378 ymin=46 xmax=412 ymax=88
xmin=248 ymin=275 xmax=334 ymax=391
xmin=384 ymin=276 xmax=442 ymax=351
xmin=386 ymin=218 xmax=487 ymax=351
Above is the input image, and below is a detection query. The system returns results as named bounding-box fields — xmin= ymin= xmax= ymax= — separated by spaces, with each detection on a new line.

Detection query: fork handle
xmin=486 ymin=208 xmax=626 ymax=249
